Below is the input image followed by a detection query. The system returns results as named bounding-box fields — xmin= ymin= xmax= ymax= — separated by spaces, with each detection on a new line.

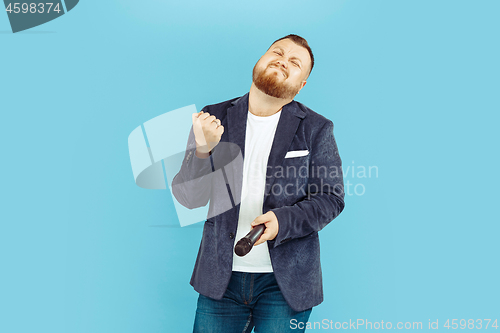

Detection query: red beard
xmin=252 ymin=63 xmax=301 ymax=99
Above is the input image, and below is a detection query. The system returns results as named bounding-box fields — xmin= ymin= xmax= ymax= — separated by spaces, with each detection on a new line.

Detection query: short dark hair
xmin=270 ymin=34 xmax=314 ymax=76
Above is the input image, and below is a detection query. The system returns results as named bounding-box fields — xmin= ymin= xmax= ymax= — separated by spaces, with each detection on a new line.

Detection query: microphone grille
xmin=234 ymin=239 xmax=252 ymax=257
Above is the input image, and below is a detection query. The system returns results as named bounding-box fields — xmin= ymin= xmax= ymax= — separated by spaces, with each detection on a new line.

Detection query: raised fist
xmin=192 ymin=111 xmax=224 ymax=156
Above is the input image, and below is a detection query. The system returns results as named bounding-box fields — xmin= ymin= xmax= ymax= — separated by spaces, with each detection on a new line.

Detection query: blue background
xmin=1 ymin=0 xmax=499 ymax=332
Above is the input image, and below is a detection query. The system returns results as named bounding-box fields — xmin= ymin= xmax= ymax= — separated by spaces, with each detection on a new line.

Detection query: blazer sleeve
xmin=267 ymin=120 xmax=345 ymax=248
xmin=171 ymin=119 xmax=215 ymax=210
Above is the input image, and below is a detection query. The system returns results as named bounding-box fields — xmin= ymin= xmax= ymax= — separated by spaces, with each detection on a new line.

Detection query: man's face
xmin=252 ymin=38 xmax=311 ymax=100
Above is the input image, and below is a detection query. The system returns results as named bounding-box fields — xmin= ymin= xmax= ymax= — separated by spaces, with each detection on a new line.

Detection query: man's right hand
xmin=192 ymin=111 xmax=224 ymax=158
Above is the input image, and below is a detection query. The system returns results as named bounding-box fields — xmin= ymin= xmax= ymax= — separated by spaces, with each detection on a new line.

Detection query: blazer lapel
xmin=225 ymin=93 xmax=306 ymax=208
xmin=264 ymin=101 xmax=306 ymax=202
xmin=222 ymin=94 xmax=249 ymax=222
xmin=226 ymin=93 xmax=249 ymax=160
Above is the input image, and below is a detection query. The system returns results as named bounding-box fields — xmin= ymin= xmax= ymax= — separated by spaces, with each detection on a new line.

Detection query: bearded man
xmin=172 ymin=34 xmax=345 ymax=333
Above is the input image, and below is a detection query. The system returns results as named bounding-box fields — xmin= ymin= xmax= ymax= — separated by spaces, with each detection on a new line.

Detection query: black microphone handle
xmin=245 ymin=224 xmax=266 ymax=244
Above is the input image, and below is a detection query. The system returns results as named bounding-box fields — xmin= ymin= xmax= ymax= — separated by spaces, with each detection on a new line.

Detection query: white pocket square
xmin=285 ymin=150 xmax=309 ymax=158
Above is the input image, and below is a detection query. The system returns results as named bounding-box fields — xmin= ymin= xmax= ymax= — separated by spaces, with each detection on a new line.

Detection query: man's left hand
xmin=251 ymin=211 xmax=279 ymax=246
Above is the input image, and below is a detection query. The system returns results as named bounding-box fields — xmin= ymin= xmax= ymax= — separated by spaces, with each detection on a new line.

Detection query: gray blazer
xmin=172 ymin=93 xmax=345 ymax=312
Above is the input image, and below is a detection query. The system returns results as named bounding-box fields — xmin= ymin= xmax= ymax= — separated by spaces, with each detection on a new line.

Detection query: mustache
xmin=269 ymin=63 xmax=288 ymax=78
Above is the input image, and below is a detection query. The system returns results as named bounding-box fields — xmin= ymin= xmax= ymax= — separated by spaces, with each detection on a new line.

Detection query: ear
xmin=297 ymin=80 xmax=307 ymax=94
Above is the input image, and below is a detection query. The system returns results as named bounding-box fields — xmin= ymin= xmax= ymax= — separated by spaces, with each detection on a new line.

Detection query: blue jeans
xmin=193 ymin=271 xmax=312 ymax=332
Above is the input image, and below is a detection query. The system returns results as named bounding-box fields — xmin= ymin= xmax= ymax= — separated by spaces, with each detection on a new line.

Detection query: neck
xmin=248 ymin=83 xmax=293 ymax=117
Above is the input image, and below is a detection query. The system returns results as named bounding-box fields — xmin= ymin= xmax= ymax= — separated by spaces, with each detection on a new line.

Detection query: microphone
xmin=234 ymin=224 xmax=266 ymax=257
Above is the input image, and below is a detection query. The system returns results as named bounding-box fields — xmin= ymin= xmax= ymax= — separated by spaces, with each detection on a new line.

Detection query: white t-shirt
xmin=232 ymin=109 xmax=282 ymax=273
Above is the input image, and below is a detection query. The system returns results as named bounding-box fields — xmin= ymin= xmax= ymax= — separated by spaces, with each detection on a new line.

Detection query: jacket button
xmin=229 ymin=232 xmax=234 ymax=239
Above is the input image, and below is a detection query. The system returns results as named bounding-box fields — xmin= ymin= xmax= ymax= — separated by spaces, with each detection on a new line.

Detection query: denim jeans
xmin=193 ymin=271 xmax=312 ymax=332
